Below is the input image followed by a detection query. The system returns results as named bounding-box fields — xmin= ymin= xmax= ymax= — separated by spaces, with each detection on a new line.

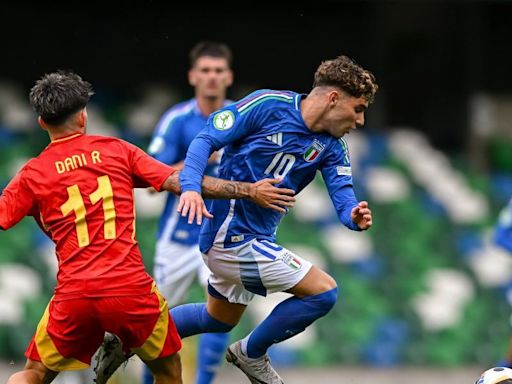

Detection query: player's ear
xmin=225 ymin=69 xmax=234 ymax=87
xmin=328 ymin=90 xmax=340 ymax=106
xmin=78 ymin=108 xmax=87 ymax=129
xmin=37 ymin=116 xmax=48 ymax=131
xmin=188 ymin=68 xmax=197 ymax=86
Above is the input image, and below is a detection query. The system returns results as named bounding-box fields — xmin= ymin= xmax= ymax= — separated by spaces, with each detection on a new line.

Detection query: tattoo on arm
xmin=202 ymin=177 xmax=252 ymax=199
xmin=222 ymin=182 xmax=236 ymax=196
xmin=161 ymin=172 xmax=253 ymax=199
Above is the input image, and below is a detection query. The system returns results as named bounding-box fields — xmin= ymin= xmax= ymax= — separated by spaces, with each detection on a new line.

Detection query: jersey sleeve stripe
xmin=236 ymin=90 xmax=292 ymax=107
xmin=238 ymin=94 xmax=294 ymax=115
xmin=156 ymin=102 xmax=195 ymax=136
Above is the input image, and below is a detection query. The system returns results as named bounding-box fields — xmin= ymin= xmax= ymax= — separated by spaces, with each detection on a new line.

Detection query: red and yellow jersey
xmin=0 ymin=133 xmax=175 ymax=300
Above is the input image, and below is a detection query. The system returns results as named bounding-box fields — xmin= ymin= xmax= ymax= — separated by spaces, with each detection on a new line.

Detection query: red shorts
xmin=25 ymin=284 xmax=181 ymax=371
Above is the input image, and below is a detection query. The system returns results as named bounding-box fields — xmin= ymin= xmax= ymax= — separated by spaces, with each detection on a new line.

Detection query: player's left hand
xmin=351 ymin=201 xmax=372 ymax=230
xmin=250 ymin=178 xmax=296 ymax=213
xmin=177 ymin=190 xmax=214 ymax=225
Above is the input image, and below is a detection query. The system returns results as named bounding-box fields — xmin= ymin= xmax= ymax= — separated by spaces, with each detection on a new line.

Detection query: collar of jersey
xmin=51 ymin=132 xmax=83 ymax=144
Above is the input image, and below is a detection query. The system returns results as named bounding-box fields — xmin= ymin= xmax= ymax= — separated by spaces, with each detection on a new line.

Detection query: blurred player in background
xmin=3 ymin=70 xmax=295 ymax=384
xmin=143 ymin=41 xmax=234 ymax=384
xmin=494 ymin=198 xmax=512 ymax=368
xmin=172 ymin=54 xmax=378 ymax=383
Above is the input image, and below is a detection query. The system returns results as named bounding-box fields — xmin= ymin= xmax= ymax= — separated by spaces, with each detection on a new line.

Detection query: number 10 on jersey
xmin=264 ymin=152 xmax=296 ymax=179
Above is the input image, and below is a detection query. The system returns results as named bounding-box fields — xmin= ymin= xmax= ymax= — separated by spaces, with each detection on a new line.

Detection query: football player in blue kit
xmin=173 ymin=54 xmax=378 ymax=383
xmin=144 ymin=41 xmax=234 ymax=384
xmin=94 ymin=42 xmax=238 ymax=384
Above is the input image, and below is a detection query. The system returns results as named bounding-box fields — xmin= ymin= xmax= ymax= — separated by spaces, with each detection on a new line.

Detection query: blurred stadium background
xmin=2 ymin=2 xmax=512 ymax=383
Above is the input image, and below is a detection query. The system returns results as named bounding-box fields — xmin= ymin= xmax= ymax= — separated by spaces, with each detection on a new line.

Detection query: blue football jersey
xmin=495 ymin=198 xmax=512 ymax=253
xmin=180 ymin=90 xmax=360 ymax=253
xmin=148 ymin=98 xmax=229 ymax=245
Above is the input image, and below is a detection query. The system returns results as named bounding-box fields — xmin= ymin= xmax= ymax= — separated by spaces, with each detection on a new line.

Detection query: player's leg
xmin=170 ymin=289 xmax=246 ymax=337
xmin=13 ymin=297 xmax=104 ymax=384
xmin=170 ymin=242 xmax=252 ymax=336
xmin=143 ymin=352 xmax=182 ymax=384
xmin=196 ymin=332 xmax=229 ymax=384
xmin=6 ymin=359 xmax=58 ymax=384
xmin=142 ymin=241 xmax=199 ymax=384
xmin=129 ymin=300 xmax=183 ymax=384
xmin=241 ymin=264 xmax=337 ymax=359
xmin=225 ymin=240 xmax=337 ymax=383
xmin=195 ymin=257 xmax=230 ymax=384
xmin=95 ymin=285 xmax=183 ymax=384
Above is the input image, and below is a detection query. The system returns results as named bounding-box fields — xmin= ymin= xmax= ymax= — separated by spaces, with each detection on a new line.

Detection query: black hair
xmin=189 ymin=41 xmax=233 ymax=68
xmin=29 ymin=70 xmax=94 ymax=125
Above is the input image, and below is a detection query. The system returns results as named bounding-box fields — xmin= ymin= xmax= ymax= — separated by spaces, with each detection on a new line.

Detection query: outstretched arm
xmin=161 ymin=171 xmax=295 ymax=224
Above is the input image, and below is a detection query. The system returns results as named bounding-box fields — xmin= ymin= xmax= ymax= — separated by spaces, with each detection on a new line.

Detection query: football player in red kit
xmin=3 ymin=71 xmax=295 ymax=384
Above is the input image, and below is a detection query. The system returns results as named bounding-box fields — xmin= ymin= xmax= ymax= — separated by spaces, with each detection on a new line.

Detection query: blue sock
xmin=170 ymin=303 xmax=233 ymax=338
xmin=142 ymin=365 xmax=153 ymax=384
xmin=196 ymin=332 xmax=230 ymax=384
xmin=497 ymin=359 xmax=512 ymax=368
xmin=245 ymin=287 xmax=338 ymax=358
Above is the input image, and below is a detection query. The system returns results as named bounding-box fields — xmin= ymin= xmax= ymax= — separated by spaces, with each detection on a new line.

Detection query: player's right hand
xmin=177 ymin=190 xmax=213 ymax=225
xmin=250 ymin=178 xmax=296 ymax=213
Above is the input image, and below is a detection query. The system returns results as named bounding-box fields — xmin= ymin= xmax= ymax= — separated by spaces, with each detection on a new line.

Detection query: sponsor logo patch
xmin=336 ymin=166 xmax=352 ymax=176
xmin=266 ymin=133 xmax=283 ymax=146
xmin=213 ymin=110 xmax=235 ymax=130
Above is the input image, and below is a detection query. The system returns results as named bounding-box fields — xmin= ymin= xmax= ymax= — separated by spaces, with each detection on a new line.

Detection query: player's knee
xmin=201 ymin=306 xmax=235 ymax=333
xmin=324 ymin=285 xmax=338 ymax=310
xmin=321 ymin=286 xmax=338 ymax=311
xmin=321 ymin=273 xmax=338 ymax=292
xmin=6 ymin=372 xmax=23 ymax=384
xmin=10 ymin=359 xmax=58 ymax=384
xmin=7 ymin=370 xmax=45 ymax=384
xmin=305 ymin=286 xmax=338 ymax=317
xmin=148 ymin=352 xmax=182 ymax=384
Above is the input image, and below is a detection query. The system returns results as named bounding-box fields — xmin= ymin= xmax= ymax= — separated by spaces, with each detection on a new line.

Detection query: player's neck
xmin=196 ymin=96 xmax=224 ymax=117
xmin=300 ymin=98 xmax=324 ymax=133
xmin=48 ymin=126 xmax=85 ymax=142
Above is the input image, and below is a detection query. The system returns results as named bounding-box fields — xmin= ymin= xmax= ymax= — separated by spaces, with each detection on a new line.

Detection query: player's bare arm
xmin=161 ymin=171 xmax=296 ymax=224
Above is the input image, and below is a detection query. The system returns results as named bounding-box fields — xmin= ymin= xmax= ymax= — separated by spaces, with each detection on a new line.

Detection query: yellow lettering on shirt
xmin=54 ymin=151 xmax=101 ymax=174
xmin=91 ymin=151 xmax=101 ymax=164
xmin=55 ymin=161 xmax=66 ymax=174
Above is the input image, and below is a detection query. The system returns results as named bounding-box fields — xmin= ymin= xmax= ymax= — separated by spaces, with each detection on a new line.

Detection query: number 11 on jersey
xmin=60 ymin=175 xmax=116 ymax=247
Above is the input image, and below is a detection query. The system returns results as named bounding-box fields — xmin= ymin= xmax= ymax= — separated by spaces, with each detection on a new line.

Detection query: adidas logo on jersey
xmin=266 ymin=133 xmax=283 ymax=146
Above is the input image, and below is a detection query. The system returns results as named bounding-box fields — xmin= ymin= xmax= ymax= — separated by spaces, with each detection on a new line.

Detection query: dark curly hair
xmin=29 ymin=70 xmax=94 ymax=125
xmin=313 ymin=55 xmax=378 ymax=103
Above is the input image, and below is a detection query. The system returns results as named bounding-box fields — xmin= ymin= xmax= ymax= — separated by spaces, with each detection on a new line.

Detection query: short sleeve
xmin=0 ymin=167 xmax=36 ymax=230
xmin=125 ymin=141 xmax=176 ymax=191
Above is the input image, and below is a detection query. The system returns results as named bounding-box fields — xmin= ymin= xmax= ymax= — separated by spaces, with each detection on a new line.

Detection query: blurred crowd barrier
xmin=1 ymin=81 xmax=512 ymax=369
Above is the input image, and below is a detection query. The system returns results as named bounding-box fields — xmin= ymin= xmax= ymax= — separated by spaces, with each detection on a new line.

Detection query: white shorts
xmin=203 ymin=239 xmax=312 ymax=305
xmin=153 ymin=240 xmax=211 ymax=307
